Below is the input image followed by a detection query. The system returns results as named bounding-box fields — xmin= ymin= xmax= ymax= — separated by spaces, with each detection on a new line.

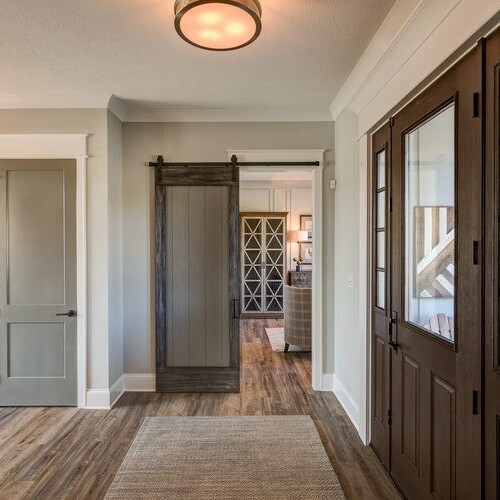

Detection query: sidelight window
xmin=375 ymin=149 xmax=387 ymax=310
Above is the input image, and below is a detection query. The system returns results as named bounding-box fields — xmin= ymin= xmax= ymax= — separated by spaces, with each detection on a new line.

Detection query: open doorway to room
xmin=239 ymin=166 xmax=316 ymax=388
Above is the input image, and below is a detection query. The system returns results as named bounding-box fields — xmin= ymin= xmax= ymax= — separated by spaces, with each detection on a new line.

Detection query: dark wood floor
xmin=0 ymin=319 xmax=401 ymax=499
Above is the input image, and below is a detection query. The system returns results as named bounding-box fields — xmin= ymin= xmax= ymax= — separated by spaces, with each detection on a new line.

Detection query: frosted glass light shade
xmin=174 ymin=0 xmax=262 ymax=51
xmin=288 ymin=231 xmax=309 ymax=243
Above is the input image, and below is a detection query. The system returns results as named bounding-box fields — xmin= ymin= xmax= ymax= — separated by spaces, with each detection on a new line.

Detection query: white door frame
xmin=228 ymin=149 xmax=325 ymax=390
xmin=0 ymin=134 xmax=88 ymax=407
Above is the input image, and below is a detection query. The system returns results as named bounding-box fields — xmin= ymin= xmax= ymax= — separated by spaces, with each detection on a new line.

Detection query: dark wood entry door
xmin=485 ymin=27 xmax=500 ymax=500
xmin=389 ymin=45 xmax=483 ymax=499
xmin=155 ymin=166 xmax=240 ymax=392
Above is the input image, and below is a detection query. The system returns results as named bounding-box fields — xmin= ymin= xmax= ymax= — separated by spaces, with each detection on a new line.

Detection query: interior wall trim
xmin=0 ymin=134 xmax=88 ymax=409
xmin=86 ymin=389 xmax=112 ymax=409
xmin=123 ymin=373 xmax=156 ymax=392
xmin=88 ymin=373 xmax=157 ymax=410
xmin=321 ymin=373 xmax=334 ymax=391
xmin=123 ymin=107 xmax=334 ymax=123
xmin=333 ymin=374 xmax=361 ymax=433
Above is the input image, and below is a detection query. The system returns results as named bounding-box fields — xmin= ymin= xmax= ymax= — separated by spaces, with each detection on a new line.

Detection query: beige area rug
xmin=265 ymin=327 xmax=311 ymax=353
xmin=105 ymin=416 xmax=345 ymax=500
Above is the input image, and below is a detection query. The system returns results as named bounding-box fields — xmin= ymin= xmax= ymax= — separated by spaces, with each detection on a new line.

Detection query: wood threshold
xmin=156 ymin=367 xmax=240 ymax=393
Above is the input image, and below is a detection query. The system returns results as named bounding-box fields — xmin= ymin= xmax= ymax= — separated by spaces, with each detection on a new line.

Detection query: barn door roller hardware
xmin=149 ymin=155 xmax=320 ymax=168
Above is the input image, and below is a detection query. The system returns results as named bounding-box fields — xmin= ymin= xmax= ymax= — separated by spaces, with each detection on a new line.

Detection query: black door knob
xmin=56 ymin=310 xmax=76 ymax=317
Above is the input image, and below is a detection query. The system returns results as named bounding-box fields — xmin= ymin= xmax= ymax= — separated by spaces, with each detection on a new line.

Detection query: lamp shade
xmin=288 ymin=230 xmax=309 ymax=243
xmin=174 ymin=0 xmax=262 ymax=51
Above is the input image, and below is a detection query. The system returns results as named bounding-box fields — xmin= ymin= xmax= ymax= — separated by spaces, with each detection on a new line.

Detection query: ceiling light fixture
xmin=174 ymin=0 xmax=262 ymax=51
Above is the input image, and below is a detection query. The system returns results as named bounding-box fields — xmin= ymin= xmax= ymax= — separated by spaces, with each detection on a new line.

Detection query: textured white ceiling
xmin=0 ymin=0 xmax=395 ymax=116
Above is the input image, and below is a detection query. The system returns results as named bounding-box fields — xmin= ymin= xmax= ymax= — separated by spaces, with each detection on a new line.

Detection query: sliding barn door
xmin=485 ymin=27 xmax=500 ymax=500
xmin=389 ymin=44 xmax=482 ymax=499
xmin=155 ymin=166 xmax=240 ymax=392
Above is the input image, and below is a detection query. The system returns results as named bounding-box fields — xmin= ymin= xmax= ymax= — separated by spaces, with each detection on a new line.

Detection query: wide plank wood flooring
xmin=0 ymin=319 xmax=401 ymax=499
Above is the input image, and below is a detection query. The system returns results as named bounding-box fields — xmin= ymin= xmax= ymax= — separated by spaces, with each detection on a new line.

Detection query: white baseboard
xmin=333 ymin=374 xmax=360 ymax=433
xmin=84 ymin=373 xmax=155 ymax=409
xmin=85 ymin=389 xmax=112 ymax=409
xmin=110 ymin=375 xmax=125 ymax=408
xmin=123 ymin=373 xmax=156 ymax=392
xmin=321 ymin=373 xmax=334 ymax=391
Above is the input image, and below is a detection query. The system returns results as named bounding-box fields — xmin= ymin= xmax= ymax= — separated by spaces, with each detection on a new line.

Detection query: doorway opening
xmin=236 ymin=149 xmax=324 ymax=390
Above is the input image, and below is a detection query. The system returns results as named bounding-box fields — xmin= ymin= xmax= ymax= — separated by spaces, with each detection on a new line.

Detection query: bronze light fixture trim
xmin=174 ymin=0 xmax=262 ymax=51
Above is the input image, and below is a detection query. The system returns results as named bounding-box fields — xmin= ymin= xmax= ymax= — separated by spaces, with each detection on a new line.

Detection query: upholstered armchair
xmin=284 ymin=285 xmax=312 ymax=352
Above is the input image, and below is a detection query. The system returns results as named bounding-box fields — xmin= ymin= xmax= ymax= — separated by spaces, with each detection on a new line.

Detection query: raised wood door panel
xmin=155 ymin=166 xmax=240 ymax=393
xmin=370 ymin=124 xmax=392 ymax=469
xmin=0 ymin=160 xmax=77 ymax=406
xmin=390 ymin=45 xmax=482 ymax=499
xmin=165 ymin=186 xmax=230 ymax=368
xmin=485 ymin=27 xmax=500 ymax=500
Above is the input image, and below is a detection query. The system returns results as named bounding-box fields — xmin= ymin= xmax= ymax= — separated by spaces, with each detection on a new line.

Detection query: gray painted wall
xmin=122 ymin=121 xmax=335 ymax=375
xmin=334 ymin=109 xmax=362 ymax=421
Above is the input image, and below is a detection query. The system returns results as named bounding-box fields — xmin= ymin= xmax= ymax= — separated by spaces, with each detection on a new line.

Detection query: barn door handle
xmin=56 ymin=310 xmax=76 ymax=317
xmin=472 ymin=240 xmax=479 ymax=265
xmin=232 ymin=300 xmax=240 ymax=319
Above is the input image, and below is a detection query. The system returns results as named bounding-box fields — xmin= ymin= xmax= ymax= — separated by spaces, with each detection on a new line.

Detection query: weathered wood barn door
xmin=155 ymin=163 xmax=240 ymax=392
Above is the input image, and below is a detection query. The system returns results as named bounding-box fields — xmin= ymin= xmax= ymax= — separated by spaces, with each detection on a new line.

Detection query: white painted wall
xmin=329 ymin=0 xmax=500 ymax=442
xmin=240 ymin=180 xmax=312 ymax=270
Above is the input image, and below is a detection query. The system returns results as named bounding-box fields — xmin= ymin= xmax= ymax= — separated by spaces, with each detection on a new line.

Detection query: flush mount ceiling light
xmin=174 ymin=0 xmax=262 ymax=51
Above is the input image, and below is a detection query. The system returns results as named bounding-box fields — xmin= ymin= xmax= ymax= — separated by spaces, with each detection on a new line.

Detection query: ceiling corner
xmin=107 ymin=95 xmax=128 ymax=122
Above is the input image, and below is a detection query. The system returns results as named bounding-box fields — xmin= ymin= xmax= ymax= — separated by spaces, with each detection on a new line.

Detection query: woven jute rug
xmin=105 ymin=416 xmax=345 ymax=499
xmin=265 ymin=327 xmax=311 ymax=353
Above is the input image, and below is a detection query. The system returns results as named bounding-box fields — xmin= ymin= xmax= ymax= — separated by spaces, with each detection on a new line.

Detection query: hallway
xmin=0 ymin=320 xmax=400 ymax=499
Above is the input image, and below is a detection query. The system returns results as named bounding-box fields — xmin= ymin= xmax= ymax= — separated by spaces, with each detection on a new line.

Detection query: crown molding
xmin=329 ymin=0 xmax=500 ymax=134
xmin=123 ymin=107 xmax=333 ymax=123
xmin=107 ymin=95 xmax=128 ymax=121
xmin=328 ymin=0 xmax=423 ymax=120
